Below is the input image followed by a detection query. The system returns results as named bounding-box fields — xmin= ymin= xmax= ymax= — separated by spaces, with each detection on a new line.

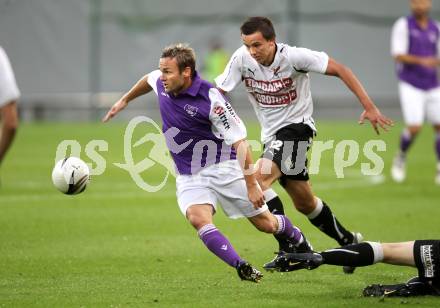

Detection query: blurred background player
xmin=202 ymin=39 xmax=229 ymax=83
xmin=102 ymin=43 xmax=311 ymax=283
xmin=0 ymin=46 xmax=19 ymax=174
xmin=215 ymin=16 xmax=393 ymax=273
xmin=390 ymin=0 xmax=440 ymax=184
xmin=276 ymin=240 xmax=440 ymax=297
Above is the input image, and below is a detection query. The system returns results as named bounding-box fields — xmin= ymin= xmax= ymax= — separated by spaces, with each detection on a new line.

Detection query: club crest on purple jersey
xmin=184 ymin=104 xmax=199 ymax=117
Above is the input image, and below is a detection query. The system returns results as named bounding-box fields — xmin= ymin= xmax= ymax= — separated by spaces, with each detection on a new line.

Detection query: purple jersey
xmin=147 ymin=70 xmax=247 ymax=175
xmin=392 ymin=16 xmax=440 ymax=90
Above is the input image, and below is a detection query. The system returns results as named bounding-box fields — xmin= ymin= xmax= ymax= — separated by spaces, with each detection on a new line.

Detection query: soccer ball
xmin=52 ymin=157 xmax=90 ymax=195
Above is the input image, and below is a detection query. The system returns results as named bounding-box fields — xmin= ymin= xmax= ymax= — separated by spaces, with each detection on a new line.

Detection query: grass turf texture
xmin=1 ymin=121 xmax=439 ymax=307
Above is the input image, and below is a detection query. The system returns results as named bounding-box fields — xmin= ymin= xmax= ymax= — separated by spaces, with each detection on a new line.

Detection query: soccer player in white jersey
xmin=215 ymin=17 xmax=393 ymax=272
xmin=103 ymin=43 xmax=312 ymax=282
xmin=0 ymin=46 xmax=19 ymax=173
xmin=275 ymin=239 xmax=440 ymax=297
xmin=390 ymin=0 xmax=440 ymax=184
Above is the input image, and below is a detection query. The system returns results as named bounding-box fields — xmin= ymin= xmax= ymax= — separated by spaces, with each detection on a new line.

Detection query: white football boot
xmin=391 ymin=153 xmax=406 ymax=183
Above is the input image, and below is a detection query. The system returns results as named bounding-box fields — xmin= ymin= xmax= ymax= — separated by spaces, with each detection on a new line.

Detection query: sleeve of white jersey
xmin=208 ymin=88 xmax=247 ymax=145
xmin=287 ymin=46 xmax=329 ymax=74
xmin=214 ymin=48 xmax=243 ymax=92
xmin=0 ymin=47 xmax=20 ymax=107
xmin=391 ymin=17 xmax=409 ymax=56
xmin=147 ymin=70 xmax=162 ymax=94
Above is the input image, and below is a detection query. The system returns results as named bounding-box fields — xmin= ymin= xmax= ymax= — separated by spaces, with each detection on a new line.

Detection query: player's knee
xmin=284 ymin=182 xmax=315 ymax=214
xmin=407 ymin=126 xmax=421 ymax=136
xmin=255 ymin=160 xmax=279 ymax=190
xmin=256 ymin=222 xmax=277 ymax=233
xmin=259 ymin=180 xmax=271 ymax=192
xmin=293 ymin=199 xmax=315 ymax=214
xmin=254 ymin=217 xmax=278 ymax=233
xmin=255 ymin=173 xmax=272 ymax=191
xmin=187 ymin=215 xmax=206 ymax=230
xmin=186 ymin=209 xmax=211 ymax=230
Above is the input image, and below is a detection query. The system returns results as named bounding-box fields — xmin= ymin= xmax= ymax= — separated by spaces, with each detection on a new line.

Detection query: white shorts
xmin=398 ymin=81 xmax=440 ymax=126
xmin=176 ymin=160 xmax=268 ymax=219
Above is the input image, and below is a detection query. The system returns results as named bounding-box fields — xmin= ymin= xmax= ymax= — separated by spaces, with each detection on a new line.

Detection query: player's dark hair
xmin=161 ymin=43 xmax=196 ymax=78
xmin=240 ymin=16 xmax=276 ymax=40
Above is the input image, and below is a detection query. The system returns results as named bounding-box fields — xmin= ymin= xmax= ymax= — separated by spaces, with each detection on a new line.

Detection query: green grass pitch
xmin=1 ymin=120 xmax=439 ymax=307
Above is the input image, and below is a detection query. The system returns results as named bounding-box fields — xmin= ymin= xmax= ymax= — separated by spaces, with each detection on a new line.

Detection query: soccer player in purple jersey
xmin=273 ymin=240 xmax=440 ymax=297
xmin=102 ymin=43 xmax=312 ymax=283
xmin=391 ymin=0 xmax=440 ymax=184
xmin=215 ymin=16 xmax=393 ymax=273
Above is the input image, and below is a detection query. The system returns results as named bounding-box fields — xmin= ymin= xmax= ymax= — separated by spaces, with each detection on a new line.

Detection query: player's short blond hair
xmin=161 ymin=43 xmax=196 ymax=77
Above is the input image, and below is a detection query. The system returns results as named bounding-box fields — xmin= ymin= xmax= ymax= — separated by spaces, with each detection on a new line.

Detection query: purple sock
xmin=274 ymin=215 xmax=303 ymax=245
xmin=198 ymin=224 xmax=242 ymax=268
xmin=400 ymin=129 xmax=413 ymax=154
xmin=435 ymin=133 xmax=440 ymax=161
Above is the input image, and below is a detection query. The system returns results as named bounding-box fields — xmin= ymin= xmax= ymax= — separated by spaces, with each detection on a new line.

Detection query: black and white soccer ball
xmin=52 ymin=157 xmax=90 ymax=195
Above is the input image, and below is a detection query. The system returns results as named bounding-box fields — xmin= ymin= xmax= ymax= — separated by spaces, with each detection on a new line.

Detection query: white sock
xmin=306 ymin=197 xmax=323 ymax=219
xmin=366 ymin=241 xmax=384 ymax=264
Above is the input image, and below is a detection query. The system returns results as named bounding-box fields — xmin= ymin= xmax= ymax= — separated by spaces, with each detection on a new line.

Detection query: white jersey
xmin=0 ymin=46 xmax=20 ymax=107
xmin=215 ymin=43 xmax=328 ymax=143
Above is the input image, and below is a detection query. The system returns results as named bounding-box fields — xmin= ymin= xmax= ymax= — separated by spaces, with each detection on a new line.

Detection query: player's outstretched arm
xmin=325 ymin=58 xmax=393 ymax=134
xmin=102 ymin=74 xmax=153 ymax=122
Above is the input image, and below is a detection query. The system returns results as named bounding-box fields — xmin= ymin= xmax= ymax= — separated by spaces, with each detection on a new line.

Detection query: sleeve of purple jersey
xmin=208 ymin=88 xmax=247 ymax=145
